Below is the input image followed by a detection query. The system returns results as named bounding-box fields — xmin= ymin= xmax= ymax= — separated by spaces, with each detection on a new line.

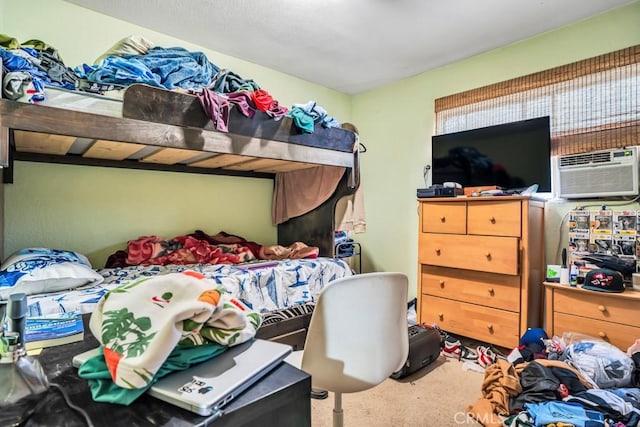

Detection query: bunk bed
xmin=0 ymin=82 xmax=361 ymax=349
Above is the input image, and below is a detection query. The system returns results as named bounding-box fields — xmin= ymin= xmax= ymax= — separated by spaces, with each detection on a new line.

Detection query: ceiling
xmin=66 ymin=0 xmax=637 ymax=95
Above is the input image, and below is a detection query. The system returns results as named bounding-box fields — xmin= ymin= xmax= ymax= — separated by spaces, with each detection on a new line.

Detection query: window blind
xmin=434 ymin=45 xmax=640 ymax=156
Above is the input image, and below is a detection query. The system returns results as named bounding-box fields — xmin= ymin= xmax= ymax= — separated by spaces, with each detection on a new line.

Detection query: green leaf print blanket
xmin=83 ymin=270 xmax=262 ymax=394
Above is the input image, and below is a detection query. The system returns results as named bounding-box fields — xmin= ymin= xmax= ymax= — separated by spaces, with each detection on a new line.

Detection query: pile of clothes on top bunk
xmin=1 ymin=33 xmax=340 ymax=134
xmin=467 ymin=328 xmax=640 ymax=427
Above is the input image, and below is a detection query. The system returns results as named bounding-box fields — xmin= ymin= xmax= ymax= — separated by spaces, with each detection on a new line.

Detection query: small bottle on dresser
xmin=569 ymin=263 xmax=578 ymax=287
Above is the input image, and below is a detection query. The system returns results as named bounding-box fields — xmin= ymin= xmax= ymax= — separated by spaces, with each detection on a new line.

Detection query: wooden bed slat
xmin=83 ymin=140 xmax=146 ymax=160
xmin=223 ymin=158 xmax=289 ymax=171
xmin=140 ymin=147 xmax=203 ymax=164
xmin=189 ymin=154 xmax=253 ymax=168
xmin=14 ymin=131 xmax=75 ymax=155
xmin=254 ymin=162 xmax=318 ymax=173
xmin=226 ymin=158 xmax=318 ymax=173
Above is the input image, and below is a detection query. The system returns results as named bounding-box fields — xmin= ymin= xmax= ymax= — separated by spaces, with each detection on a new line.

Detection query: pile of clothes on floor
xmin=458 ymin=328 xmax=640 ymax=427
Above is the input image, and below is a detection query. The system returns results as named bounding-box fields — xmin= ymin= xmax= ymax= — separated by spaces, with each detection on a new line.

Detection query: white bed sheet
xmin=26 ymin=258 xmax=352 ymax=318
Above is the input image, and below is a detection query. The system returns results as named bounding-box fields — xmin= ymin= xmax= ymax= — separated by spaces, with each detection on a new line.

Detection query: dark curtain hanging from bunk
xmin=434 ymin=44 xmax=640 ymax=156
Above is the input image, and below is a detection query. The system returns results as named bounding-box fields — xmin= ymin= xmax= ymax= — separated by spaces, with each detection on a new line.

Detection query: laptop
xmin=73 ymin=338 xmax=292 ymax=417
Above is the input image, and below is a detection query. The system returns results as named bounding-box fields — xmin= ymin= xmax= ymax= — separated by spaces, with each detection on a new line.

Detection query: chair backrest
xmin=300 ymin=272 xmax=409 ymax=393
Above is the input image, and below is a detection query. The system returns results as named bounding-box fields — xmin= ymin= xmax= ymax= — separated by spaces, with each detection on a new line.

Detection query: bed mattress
xmin=25 ymin=257 xmax=352 ymax=318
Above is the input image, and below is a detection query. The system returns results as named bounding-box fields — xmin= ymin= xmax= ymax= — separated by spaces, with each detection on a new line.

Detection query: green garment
xmin=21 ymin=39 xmax=51 ymax=51
xmin=0 ymin=34 xmax=21 ymax=49
xmin=289 ymin=107 xmax=315 ymax=134
xmin=0 ymin=34 xmax=50 ymax=51
xmin=78 ymin=343 xmax=227 ymax=405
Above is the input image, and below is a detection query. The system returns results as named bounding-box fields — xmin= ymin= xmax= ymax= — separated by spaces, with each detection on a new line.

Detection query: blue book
xmin=24 ymin=312 xmax=84 ymax=349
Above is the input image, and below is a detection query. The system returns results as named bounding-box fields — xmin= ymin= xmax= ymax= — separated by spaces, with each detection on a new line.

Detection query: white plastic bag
xmin=564 ymin=338 xmax=634 ymax=388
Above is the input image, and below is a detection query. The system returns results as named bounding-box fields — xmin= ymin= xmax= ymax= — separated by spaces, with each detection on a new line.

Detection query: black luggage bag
xmin=390 ymin=324 xmax=442 ymax=379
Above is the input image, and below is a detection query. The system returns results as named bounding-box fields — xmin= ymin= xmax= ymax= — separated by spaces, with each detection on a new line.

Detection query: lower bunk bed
xmin=10 ymin=254 xmax=353 ymax=351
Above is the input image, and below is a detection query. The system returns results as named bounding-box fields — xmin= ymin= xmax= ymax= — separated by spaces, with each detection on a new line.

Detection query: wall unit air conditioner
xmin=554 ymin=147 xmax=639 ymax=199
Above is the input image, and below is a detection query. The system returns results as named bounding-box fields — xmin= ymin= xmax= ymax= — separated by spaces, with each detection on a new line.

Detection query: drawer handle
xmin=490 ymin=217 xmax=496 ymax=224
xmin=440 ymin=216 xmax=446 ymax=223
xmin=438 ymin=313 xmax=444 ymax=320
xmin=435 ymin=248 xmax=441 ymax=255
xmin=439 ymin=280 xmax=445 ymax=288
xmin=487 ymin=324 xmax=494 ymax=332
xmin=598 ymin=331 xmax=607 ymax=339
xmin=488 ymin=288 xmax=495 ymax=295
xmin=485 ymin=252 xmax=492 ymax=260
xmin=598 ymin=305 xmax=606 ymax=312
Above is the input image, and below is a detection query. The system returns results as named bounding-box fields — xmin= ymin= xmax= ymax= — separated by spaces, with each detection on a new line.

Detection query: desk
xmin=25 ymin=318 xmax=311 ymax=427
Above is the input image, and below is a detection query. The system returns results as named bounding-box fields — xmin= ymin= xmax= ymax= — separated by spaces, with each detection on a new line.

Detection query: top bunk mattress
xmin=25 ymin=257 xmax=353 ymax=319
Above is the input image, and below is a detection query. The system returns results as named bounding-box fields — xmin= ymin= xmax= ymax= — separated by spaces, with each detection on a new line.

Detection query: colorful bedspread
xmin=26 ymin=258 xmax=352 ymax=318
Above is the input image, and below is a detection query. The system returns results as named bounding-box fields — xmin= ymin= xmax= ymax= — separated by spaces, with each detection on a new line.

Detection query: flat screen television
xmin=431 ymin=116 xmax=552 ymax=192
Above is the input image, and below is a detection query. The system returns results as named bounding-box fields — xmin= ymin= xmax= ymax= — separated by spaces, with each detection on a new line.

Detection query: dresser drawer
xmin=554 ymin=289 xmax=640 ymax=328
xmin=421 ymin=202 xmax=466 ymax=234
xmin=421 ymin=295 xmax=519 ymax=348
xmin=421 ymin=265 xmax=520 ymax=311
xmin=553 ymin=312 xmax=640 ymax=352
xmin=468 ymin=201 xmax=521 ymax=237
xmin=419 ymin=233 xmax=519 ymax=275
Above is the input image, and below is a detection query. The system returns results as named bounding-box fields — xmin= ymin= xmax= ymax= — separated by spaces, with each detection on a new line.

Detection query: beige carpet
xmin=310 ymin=355 xmax=486 ymax=427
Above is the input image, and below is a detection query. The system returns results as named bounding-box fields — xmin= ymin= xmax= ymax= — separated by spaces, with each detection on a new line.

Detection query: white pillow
xmin=0 ymin=248 xmax=104 ymax=300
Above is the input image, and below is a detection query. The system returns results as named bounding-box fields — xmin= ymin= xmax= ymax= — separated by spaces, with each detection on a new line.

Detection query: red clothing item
xmin=105 ymin=230 xmax=319 ymax=268
xmin=250 ymin=89 xmax=274 ymax=112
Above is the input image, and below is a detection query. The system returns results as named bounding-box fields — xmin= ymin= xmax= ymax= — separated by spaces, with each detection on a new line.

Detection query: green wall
xmin=2 ymin=0 xmax=640 ymax=299
xmin=352 ymin=2 xmax=640 ymax=299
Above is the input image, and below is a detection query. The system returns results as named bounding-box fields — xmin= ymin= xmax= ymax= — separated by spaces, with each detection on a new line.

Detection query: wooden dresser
xmin=417 ymin=196 xmax=545 ymax=348
xmin=544 ymin=282 xmax=640 ymax=351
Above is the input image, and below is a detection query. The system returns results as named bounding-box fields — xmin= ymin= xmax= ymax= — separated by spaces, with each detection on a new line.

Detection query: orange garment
xmin=467 ymin=398 xmax=505 ymax=427
xmin=467 ymin=359 xmax=522 ymax=426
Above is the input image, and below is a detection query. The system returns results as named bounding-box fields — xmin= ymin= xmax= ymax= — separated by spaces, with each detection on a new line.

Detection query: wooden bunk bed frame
xmin=0 ymin=83 xmax=361 ymax=348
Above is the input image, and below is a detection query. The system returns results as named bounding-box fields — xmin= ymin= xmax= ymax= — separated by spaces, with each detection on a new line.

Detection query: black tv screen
xmin=431 ymin=117 xmax=552 ymax=192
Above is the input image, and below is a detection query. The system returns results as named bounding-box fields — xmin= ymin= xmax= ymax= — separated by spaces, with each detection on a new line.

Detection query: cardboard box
xmin=464 ymin=185 xmax=502 ymax=196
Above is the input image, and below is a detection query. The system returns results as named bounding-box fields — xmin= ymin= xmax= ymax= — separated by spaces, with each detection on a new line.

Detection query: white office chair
xmin=285 ymin=272 xmax=409 ymax=427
